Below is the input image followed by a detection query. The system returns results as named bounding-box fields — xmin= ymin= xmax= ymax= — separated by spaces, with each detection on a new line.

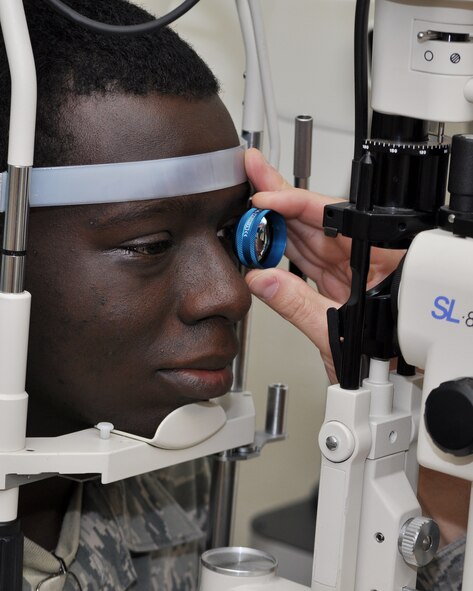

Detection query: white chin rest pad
xmin=113 ymin=400 xmax=227 ymax=449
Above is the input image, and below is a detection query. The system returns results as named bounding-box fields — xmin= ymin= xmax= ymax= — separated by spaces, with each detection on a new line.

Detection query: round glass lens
xmin=255 ymin=217 xmax=271 ymax=261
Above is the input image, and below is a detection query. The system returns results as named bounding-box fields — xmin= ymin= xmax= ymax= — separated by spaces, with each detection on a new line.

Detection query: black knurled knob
xmin=425 ymin=377 xmax=473 ymax=457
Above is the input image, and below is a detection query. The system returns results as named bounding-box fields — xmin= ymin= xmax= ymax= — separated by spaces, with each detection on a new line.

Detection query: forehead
xmin=77 ymin=184 xmax=249 ymax=230
xmin=28 ymin=183 xmax=250 ymax=248
xmin=28 ymin=92 xmax=246 ymax=226
xmin=61 ymin=92 xmax=240 ymax=166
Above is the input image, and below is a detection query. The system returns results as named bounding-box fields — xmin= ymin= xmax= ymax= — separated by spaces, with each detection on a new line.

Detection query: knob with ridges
xmin=398 ymin=516 xmax=440 ymax=567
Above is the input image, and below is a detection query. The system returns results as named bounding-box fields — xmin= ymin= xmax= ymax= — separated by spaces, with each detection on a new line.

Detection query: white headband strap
xmin=0 ymin=143 xmax=246 ymax=212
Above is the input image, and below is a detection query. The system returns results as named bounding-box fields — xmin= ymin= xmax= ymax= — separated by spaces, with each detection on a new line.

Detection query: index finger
xmin=245 ymin=148 xmax=343 ymax=226
xmin=252 ymin=189 xmax=341 ymax=227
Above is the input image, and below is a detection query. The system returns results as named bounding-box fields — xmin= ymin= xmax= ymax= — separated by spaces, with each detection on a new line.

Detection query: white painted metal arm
xmin=0 ymin=392 xmax=255 ymax=489
xmin=312 ymin=384 xmax=372 ymax=591
xmin=246 ymin=0 xmax=280 ymax=167
xmin=0 ymin=0 xmax=36 ymax=167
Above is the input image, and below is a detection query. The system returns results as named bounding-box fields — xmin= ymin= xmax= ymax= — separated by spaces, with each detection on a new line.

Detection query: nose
xmin=178 ymin=236 xmax=252 ymax=325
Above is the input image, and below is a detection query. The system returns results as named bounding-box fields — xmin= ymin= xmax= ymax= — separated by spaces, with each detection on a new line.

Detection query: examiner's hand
xmin=244 ymin=148 xmax=404 ymax=383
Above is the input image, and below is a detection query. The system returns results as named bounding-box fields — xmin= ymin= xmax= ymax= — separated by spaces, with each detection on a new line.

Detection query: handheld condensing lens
xmin=234 ymin=208 xmax=287 ymax=269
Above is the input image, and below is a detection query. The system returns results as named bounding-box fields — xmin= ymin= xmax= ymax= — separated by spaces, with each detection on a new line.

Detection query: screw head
xmin=325 ymin=436 xmax=339 ymax=451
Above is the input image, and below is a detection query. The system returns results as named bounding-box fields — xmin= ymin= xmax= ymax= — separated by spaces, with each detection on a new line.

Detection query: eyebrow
xmin=90 ymin=197 xmax=194 ymax=230
xmin=90 ymin=187 xmax=249 ymax=231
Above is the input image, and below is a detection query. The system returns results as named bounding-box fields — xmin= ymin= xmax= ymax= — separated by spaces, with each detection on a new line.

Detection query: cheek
xmin=25 ymin=250 xmax=177 ymax=375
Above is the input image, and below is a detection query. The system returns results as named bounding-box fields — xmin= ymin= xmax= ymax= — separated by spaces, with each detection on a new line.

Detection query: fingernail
xmin=248 ymin=273 xmax=279 ymax=301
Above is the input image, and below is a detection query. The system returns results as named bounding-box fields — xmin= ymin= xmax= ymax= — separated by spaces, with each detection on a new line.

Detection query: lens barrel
xmin=234 ymin=208 xmax=287 ymax=269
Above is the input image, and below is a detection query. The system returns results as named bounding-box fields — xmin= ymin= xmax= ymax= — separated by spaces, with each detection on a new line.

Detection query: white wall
xmin=140 ymin=0 xmax=356 ymax=195
xmin=139 ymin=0 xmax=356 ymax=547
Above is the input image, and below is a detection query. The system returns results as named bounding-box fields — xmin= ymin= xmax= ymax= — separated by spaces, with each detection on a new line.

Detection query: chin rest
xmin=112 ymin=400 xmax=227 ymax=449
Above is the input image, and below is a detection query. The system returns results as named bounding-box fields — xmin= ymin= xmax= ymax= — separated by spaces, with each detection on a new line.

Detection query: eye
xmin=217 ymin=219 xmax=238 ymax=244
xmin=119 ymin=235 xmax=173 ymax=257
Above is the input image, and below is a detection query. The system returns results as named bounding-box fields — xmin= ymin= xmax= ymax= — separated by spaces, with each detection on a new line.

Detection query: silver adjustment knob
xmin=398 ymin=516 xmax=440 ymax=567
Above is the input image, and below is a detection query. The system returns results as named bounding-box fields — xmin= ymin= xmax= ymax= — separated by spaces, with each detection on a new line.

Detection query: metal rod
xmin=293 ymin=115 xmax=313 ymax=190
xmin=265 ymin=383 xmax=288 ymax=437
xmin=206 ymin=453 xmax=239 ymax=549
xmin=0 ymin=3 xmax=36 ymax=588
xmin=242 ymin=130 xmax=263 ymax=150
xmin=291 ymin=115 xmax=313 ymax=279
xmin=1 ymin=166 xmax=30 ymax=294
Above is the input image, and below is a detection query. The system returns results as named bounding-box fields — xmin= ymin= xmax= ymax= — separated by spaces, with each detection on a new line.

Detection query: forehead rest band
xmin=0 ymin=143 xmax=246 ymax=212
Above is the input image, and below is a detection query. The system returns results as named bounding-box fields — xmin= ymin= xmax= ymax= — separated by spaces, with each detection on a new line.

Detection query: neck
xmin=19 ymin=477 xmax=75 ymax=551
xmin=26 ymin=396 xmax=84 ymax=438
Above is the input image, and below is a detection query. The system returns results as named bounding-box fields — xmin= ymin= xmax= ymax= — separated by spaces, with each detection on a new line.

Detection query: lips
xmin=156 ymin=356 xmax=235 ymax=400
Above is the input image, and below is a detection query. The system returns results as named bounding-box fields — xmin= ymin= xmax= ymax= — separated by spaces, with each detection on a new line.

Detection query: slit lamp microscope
xmin=1 ymin=1 xmax=473 ymax=591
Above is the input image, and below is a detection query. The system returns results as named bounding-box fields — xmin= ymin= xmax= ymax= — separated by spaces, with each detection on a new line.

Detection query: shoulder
xmin=417 ymin=536 xmax=465 ymax=591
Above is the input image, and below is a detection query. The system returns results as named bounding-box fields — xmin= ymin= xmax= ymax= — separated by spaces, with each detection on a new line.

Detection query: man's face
xmin=24 ymin=93 xmax=252 ymax=439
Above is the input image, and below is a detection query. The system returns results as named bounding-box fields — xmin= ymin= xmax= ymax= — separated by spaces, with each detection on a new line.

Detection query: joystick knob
xmin=425 ymin=377 xmax=473 ymax=456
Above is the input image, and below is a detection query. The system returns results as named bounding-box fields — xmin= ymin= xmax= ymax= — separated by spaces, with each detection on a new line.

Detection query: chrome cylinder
xmin=0 ymin=257 xmax=25 ymax=295
xmin=265 ymin=383 xmax=288 ymax=437
xmin=199 ymin=547 xmax=277 ymax=590
xmin=1 ymin=166 xmax=30 ymax=293
xmin=293 ymin=115 xmax=313 ymax=190
xmin=242 ymin=130 xmax=263 ymax=150
xmin=207 ymin=453 xmax=239 ymax=549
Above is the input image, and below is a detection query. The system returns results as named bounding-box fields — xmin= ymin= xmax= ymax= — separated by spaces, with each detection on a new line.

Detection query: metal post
xmin=207 ymin=453 xmax=239 ymax=548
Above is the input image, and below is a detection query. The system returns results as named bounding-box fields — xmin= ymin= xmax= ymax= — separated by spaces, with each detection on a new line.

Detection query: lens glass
xmin=255 ymin=217 xmax=271 ymax=261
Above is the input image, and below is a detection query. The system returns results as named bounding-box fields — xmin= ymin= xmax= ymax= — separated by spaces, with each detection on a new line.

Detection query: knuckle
xmin=282 ymin=290 xmax=313 ymax=326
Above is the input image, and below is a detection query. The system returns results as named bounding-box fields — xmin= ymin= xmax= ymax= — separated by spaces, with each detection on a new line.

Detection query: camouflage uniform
xmin=418 ymin=535 xmax=465 ymax=591
xmin=22 ymin=458 xmax=210 ymax=591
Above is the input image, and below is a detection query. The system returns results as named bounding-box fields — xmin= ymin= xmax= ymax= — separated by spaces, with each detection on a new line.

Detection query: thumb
xmin=246 ymin=268 xmax=339 ymax=379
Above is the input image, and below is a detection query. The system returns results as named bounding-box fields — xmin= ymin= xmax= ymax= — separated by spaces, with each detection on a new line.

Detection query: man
xmin=0 ymin=1 xmax=251 ymax=588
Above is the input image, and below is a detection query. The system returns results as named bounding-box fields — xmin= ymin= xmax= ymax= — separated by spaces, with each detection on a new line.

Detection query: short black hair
xmin=0 ymin=0 xmax=220 ymax=169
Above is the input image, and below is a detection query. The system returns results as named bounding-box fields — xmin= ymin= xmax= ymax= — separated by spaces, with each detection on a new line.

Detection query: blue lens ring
xmin=235 ymin=207 xmax=287 ymax=269
xmin=234 ymin=208 xmax=255 ymax=267
xmin=240 ymin=208 xmax=266 ymax=267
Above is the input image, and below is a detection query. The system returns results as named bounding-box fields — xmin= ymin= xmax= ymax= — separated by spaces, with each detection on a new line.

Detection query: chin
xmin=113 ymin=406 xmax=176 ymax=440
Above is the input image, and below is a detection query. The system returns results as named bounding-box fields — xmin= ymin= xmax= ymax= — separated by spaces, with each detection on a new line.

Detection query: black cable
xmin=41 ymin=0 xmax=201 ymax=35
xmin=353 ymin=0 xmax=370 ymax=160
